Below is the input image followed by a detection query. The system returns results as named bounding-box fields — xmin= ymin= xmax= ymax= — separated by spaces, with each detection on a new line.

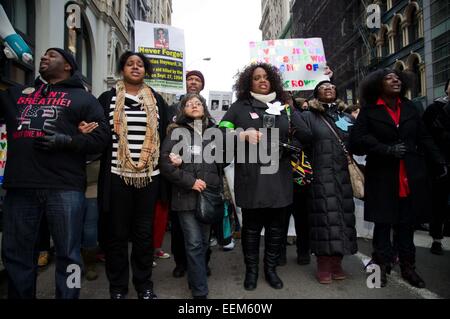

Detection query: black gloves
xmin=34 ymin=130 xmax=74 ymax=151
xmin=435 ymin=164 xmax=448 ymax=179
xmin=387 ymin=143 xmax=407 ymax=159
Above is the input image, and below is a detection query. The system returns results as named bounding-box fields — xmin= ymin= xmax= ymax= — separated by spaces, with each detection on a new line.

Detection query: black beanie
xmin=46 ymin=48 xmax=79 ymax=75
xmin=186 ymin=70 xmax=205 ymax=90
xmin=313 ymin=80 xmax=334 ymax=99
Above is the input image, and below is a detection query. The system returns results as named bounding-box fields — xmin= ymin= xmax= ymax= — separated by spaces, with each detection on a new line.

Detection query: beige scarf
xmin=113 ymin=80 xmax=160 ymax=188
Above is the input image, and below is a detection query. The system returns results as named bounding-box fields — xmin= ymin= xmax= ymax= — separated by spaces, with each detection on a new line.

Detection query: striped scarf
xmin=113 ymin=80 xmax=160 ymax=188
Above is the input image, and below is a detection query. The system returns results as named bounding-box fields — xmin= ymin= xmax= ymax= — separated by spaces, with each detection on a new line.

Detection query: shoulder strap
xmin=319 ymin=114 xmax=350 ymax=158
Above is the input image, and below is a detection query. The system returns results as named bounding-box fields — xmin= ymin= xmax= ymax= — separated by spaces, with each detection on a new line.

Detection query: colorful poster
xmin=208 ymin=91 xmax=233 ymax=123
xmin=249 ymin=38 xmax=330 ymax=91
xmin=0 ymin=123 xmax=7 ymax=185
xmin=135 ymin=21 xmax=185 ymax=94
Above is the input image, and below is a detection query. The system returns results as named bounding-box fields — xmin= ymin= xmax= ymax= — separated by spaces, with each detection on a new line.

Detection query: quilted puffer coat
xmin=294 ymin=99 xmax=357 ymax=256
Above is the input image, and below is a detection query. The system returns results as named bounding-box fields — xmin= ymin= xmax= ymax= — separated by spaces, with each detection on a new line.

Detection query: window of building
xmin=381 ymin=28 xmax=389 ymax=57
xmin=0 ymin=0 xmax=35 ymax=86
xmin=408 ymin=7 xmax=419 ymax=43
xmin=431 ymin=0 xmax=449 ymax=28
xmin=393 ymin=17 xmax=402 ymax=52
xmin=432 ymin=31 xmax=450 ymax=87
xmin=410 ymin=56 xmax=422 ymax=98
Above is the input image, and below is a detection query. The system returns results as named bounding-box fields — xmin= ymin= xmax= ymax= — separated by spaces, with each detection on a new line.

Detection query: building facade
xmin=424 ymin=0 xmax=449 ymax=103
xmin=260 ymin=0 xmax=291 ymax=40
xmin=291 ymin=0 xmax=365 ymax=105
xmin=364 ymin=0 xmax=427 ymax=108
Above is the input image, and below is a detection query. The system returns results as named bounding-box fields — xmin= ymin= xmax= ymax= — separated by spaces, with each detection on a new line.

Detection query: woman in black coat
xmin=96 ymin=52 xmax=168 ymax=299
xmin=219 ymin=63 xmax=298 ymax=291
xmin=350 ymin=69 xmax=445 ymax=288
xmin=159 ymin=93 xmax=221 ymax=299
xmin=295 ymin=80 xmax=357 ymax=284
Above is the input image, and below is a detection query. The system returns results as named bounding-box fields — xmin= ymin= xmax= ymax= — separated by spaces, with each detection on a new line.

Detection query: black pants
xmin=105 ymin=174 xmax=160 ymax=294
xmin=373 ymin=199 xmax=415 ymax=263
xmin=430 ymin=175 xmax=450 ymax=240
xmin=282 ymin=186 xmax=310 ymax=256
xmin=170 ymin=209 xmax=187 ymax=268
xmin=242 ymin=207 xmax=287 ymax=269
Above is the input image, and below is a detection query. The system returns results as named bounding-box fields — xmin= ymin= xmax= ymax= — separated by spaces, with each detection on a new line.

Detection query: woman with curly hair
xmin=219 ymin=62 xmax=299 ymax=291
xmin=350 ymin=69 xmax=445 ymax=288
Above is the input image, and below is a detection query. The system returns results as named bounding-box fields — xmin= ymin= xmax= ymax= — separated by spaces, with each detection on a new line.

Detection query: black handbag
xmin=196 ymin=184 xmax=224 ymax=224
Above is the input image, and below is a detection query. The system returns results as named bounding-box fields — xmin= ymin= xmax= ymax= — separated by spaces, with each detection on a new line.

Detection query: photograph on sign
xmin=135 ymin=21 xmax=186 ymax=94
xmin=208 ymin=91 xmax=233 ymax=123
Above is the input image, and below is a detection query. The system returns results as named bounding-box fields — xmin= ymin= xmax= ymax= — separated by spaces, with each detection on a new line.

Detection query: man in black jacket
xmin=0 ymin=48 xmax=109 ymax=299
xmin=423 ymin=79 xmax=450 ymax=255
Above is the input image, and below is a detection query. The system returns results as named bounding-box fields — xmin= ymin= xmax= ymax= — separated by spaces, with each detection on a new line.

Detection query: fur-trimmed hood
xmin=308 ymin=98 xmax=347 ymax=113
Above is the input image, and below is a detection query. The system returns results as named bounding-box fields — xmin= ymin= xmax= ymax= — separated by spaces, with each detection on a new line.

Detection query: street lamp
xmin=187 ymin=57 xmax=212 ymax=70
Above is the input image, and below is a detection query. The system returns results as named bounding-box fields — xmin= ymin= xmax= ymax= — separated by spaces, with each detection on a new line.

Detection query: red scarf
xmin=377 ymin=98 xmax=410 ymax=198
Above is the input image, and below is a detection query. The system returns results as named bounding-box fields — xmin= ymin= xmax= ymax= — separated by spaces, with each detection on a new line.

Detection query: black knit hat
xmin=313 ymin=80 xmax=334 ymax=99
xmin=46 ymin=48 xmax=79 ymax=75
xmin=186 ymin=70 xmax=205 ymax=90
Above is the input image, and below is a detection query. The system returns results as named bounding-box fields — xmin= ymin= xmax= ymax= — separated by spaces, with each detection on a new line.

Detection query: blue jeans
xmin=178 ymin=211 xmax=210 ymax=297
xmin=82 ymin=198 xmax=98 ymax=249
xmin=1 ymin=189 xmax=85 ymax=299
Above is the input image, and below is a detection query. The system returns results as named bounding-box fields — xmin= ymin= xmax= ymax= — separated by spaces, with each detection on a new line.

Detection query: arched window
xmin=64 ymin=3 xmax=92 ymax=86
xmin=0 ymin=0 xmax=35 ymax=86
xmin=408 ymin=7 xmax=419 ymax=43
xmin=393 ymin=17 xmax=403 ymax=52
xmin=409 ymin=55 xmax=423 ymax=98
xmin=381 ymin=28 xmax=389 ymax=57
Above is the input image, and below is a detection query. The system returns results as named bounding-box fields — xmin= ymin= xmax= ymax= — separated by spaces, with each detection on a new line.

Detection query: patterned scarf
xmin=113 ymin=80 xmax=160 ymax=188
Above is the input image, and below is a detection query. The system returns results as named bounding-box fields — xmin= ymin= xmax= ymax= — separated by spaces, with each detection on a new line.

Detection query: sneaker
xmin=223 ymin=239 xmax=235 ymax=251
xmin=209 ymin=237 xmax=218 ymax=247
xmin=430 ymin=242 xmax=444 ymax=255
xmin=138 ymin=289 xmax=157 ymax=300
xmin=154 ymin=250 xmax=171 ymax=259
xmin=38 ymin=251 xmax=49 ymax=267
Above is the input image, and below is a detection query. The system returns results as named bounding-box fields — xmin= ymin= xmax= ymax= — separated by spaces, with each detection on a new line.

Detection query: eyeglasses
xmin=185 ymin=101 xmax=203 ymax=108
xmin=318 ymin=84 xmax=336 ymax=90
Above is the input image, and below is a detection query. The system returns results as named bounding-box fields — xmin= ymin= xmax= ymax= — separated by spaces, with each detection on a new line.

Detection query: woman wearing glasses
xmin=295 ymin=80 xmax=358 ymax=284
xmin=159 ymin=93 xmax=221 ymax=299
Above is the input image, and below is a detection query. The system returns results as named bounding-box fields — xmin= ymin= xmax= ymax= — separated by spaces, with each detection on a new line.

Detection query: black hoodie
xmin=0 ymin=73 xmax=109 ymax=191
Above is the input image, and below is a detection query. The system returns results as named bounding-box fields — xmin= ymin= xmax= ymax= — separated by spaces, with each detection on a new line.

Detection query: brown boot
xmin=316 ymin=256 xmax=332 ymax=284
xmin=82 ymin=248 xmax=99 ymax=281
xmin=330 ymin=256 xmax=346 ymax=280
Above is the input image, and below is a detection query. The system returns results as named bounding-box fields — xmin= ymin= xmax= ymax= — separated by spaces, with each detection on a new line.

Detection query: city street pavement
xmin=0 ymin=231 xmax=449 ymax=299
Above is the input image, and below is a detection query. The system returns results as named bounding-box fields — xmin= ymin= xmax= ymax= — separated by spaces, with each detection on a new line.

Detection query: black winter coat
xmin=295 ymin=99 xmax=357 ymax=256
xmin=422 ymin=97 xmax=450 ymax=162
xmin=96 ymin=87 xmax=169 ymax=214
xmin=159 ymin=121 xmax=222 ymax=212
xmin=350 ymin=98 xmax=444 ymax=224
xmin=220 ymin=97 xmax=295 ymax=209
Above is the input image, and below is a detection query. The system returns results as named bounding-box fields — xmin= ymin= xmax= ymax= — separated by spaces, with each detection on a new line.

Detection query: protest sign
xmin=208 ymin=91 xmax=233 ymax=123
xmin=135 ymin=21 xmax=185 ymax=94
xmin=249 ymin=38 xmax=329 ymax=91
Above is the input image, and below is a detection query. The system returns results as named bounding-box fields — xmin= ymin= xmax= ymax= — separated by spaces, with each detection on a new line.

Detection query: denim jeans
xmin=82 ymin=198 xmax=98 ymax=249
xmin=178 ymin=211 xmax=210 ymax=297
xmin=1 ymin=189 xmax=85 ymax=299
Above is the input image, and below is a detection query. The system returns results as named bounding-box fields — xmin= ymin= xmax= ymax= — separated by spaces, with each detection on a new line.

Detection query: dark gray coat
xmin=159 ymin=121 xmax=221 ymax=212
xmin=295 ymin=99 xmax=357 ymax=256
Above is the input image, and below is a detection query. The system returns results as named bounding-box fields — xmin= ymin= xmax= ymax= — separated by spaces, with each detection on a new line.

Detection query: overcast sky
xmin=172 ymin=0 xmax=262 ymax=101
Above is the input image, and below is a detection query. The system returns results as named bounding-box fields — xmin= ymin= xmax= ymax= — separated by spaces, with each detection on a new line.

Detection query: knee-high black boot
xmin=242 ymin=227 xmax=260 ymax=291
xmin=264 ymin=225 xmax=284 ymax=289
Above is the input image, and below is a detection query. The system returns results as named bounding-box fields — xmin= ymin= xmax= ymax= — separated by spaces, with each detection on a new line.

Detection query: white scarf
xmin=250 ymin=91 xmax=277 ymax=104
